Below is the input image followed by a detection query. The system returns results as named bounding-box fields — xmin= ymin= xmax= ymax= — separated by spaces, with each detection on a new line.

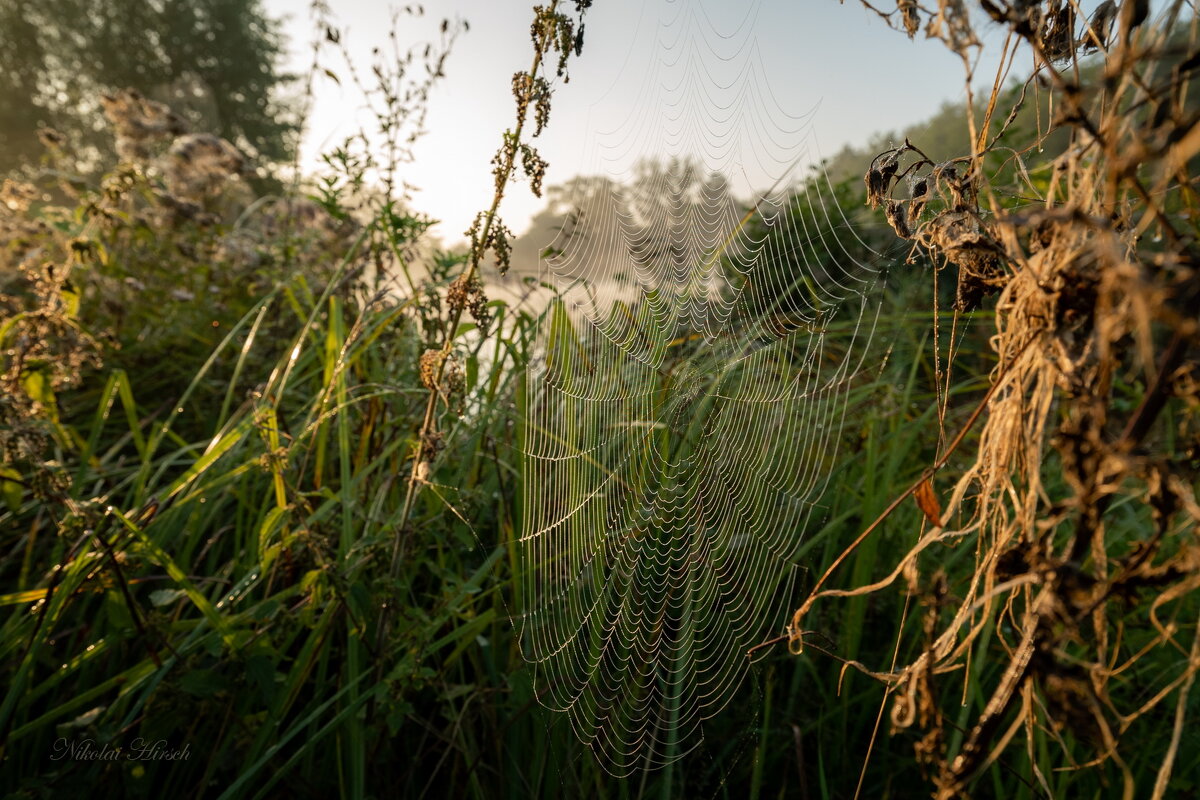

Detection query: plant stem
xmin=384 ymin=0 xmax=564 ymax=632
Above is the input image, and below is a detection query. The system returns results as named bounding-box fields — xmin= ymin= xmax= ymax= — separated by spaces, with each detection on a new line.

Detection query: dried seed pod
xmin=1122 ymin=0 xmax=1150 ymax=36
xmin=1040 ymin=2 xmax=1077 ymax=61
xmin=491 ymin=221 xmax=513 ymax=275
xmin=445 ymin=356 xmax=465 ymax=399
xmin=933 ymin=163 xmax=974 ymax=212
xmin=420 ymin=428 xmax=444 ymax=461
xmin=446 ymin=274 xmax=470 ymax=314
xmin=467 ymin=280 xmax=491 ymax=330
xmin=419 ymin=349 xmax=444 ymax=391
xmin=446 ymin=274 xmax=491 ymax=330
xmin=520 ymin=143 xmax=549 ymax=197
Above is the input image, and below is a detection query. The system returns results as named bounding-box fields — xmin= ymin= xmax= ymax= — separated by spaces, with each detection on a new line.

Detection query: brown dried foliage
xmin=792 ymin=2 xmax=1200 ymax=796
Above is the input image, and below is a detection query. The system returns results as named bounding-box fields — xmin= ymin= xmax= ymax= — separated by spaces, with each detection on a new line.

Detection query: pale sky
xmin=263 ymin=0 xmax=1017 ymax=245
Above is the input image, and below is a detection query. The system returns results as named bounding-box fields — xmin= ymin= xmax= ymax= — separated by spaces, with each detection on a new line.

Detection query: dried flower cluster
xmin=418 ymin=348 xmax=445 ymax=391
xmin=164 ymin=134 xmax=246 ymax=201
xmin=866 ymin=141 xmax=1006 ymax=309
xmin=0 ymin=180 xmax=50 ymax=273
xmin=465 ymin=211 xmax=514 ymax=276
xmin=0 ymin=256 xmax=101 ymax=478
xmin=391 ymin=0 xmax=594 ymax=584
xmin=512 ymin=72 xmax=553 ymax=137
xmin=532 ymin=2 xmax=592 ymax=78
xmin=100 ymin=89 xmax=189 ymax=162
xmin=446 ymin=273 xmax=491 ymax=331
xmin=99 ymin=88 xmax=247 ymax=207
xmin=416 ymin=348 xmax=465 ymax=417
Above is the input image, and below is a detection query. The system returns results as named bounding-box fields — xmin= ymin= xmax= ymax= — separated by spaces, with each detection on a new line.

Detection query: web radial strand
xmin=519 ymin=0 xmax=888 ymax=775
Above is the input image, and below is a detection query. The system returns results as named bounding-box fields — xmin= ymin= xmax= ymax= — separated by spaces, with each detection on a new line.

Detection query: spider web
xmin=519 ymin=0 xmax=889 ymax=774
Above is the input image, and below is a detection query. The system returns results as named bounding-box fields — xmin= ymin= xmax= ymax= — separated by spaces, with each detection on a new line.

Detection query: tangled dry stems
xmin=789 ymin=1 xmax=1200 ymax=796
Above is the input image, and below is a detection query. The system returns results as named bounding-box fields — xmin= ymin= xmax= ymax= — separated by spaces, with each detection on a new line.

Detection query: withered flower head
xmin=163 ymin=134 xmax=245 ymax=201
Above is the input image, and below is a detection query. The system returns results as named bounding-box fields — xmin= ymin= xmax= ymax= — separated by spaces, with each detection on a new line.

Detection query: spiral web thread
xmin=519 ymin=0 xmax=889 ymax=774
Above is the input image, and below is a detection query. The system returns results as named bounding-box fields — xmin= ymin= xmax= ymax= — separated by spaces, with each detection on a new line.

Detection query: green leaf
xmin=0 ymin=587 xmax=48 ymax=606
xmin=244 ymin=653 xmax=279 ymax=704
xmin=179 ymin=668 xmax=228 ymax=698
xmin=0 ymin=465 xmax=22 ymax=512
xmin=103 ymin=590 xmax=133 ymax=629
xmin=163 ymin=416 xmax=253 ymax=500
xmin=60 ymin=283 xmax=81 ymax=318
xmin=256 ymin=506 xmax=288 ymax=568
xmin=466 ymin=354 xmax=479 ymax=392
xmin=22 ymin=369 xmax=57 ymax=419
xmin=149 ymin=588 xmax=186 ymax=607
xmin=0 ymin=312 xmax=26 ymax=347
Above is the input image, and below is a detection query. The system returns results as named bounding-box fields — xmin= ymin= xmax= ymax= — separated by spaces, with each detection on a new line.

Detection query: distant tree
xmin=512 ymin=159 xmax=737 ymax=283
xmin=511 ymin=174 xmax=622 ymax=275
xmin=0 ymin=0 xmax=296 ymax=178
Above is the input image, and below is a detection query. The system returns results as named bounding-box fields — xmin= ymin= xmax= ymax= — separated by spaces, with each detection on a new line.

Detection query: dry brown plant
xmin=378 ymin=1 xmax=593 ymax=651
xmin=785 ymin=2 xmax=1200 ymax=796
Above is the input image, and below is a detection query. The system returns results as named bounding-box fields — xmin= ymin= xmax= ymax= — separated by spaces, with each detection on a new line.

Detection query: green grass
xmin=0 ymin=224 xmax=985 ymax=797
xmin=1 ymin=151 xmax=1196 ymax=800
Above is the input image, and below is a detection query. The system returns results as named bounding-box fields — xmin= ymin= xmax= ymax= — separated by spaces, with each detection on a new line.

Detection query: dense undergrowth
xmin=1 ymin=1 xmax=1198 ymax=799
xmin=0 ymin=86 xmax=980 ymax=800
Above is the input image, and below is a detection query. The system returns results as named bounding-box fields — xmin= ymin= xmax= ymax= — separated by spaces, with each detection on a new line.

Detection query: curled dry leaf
xmin=898 ymin=0 xmax=920 ymax=38
xmin=885 ymin=199 xmax=912 ymax=239
xmin=914 ymin=478 xmax=942 ymax=527
xmin=865 ymin=149 xmax=902 ymax=209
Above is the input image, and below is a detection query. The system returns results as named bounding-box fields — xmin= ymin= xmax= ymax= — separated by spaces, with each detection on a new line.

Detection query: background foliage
xmin=0 ymin=0 xmax=295 ymax=179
